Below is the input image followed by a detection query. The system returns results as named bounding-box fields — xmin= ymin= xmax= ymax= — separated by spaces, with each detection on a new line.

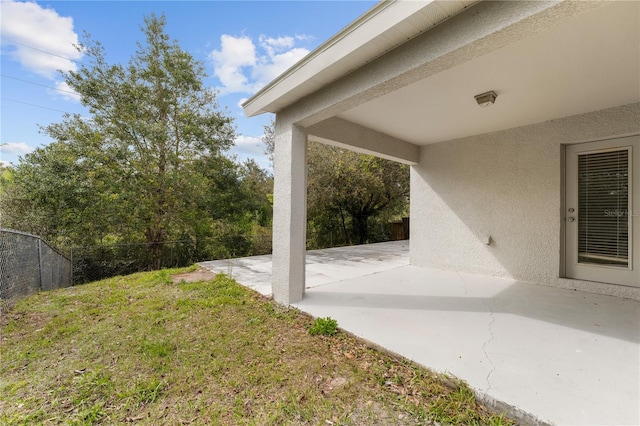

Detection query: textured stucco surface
xmin=267 ymin=0 xmax=635 ymax=305
xmin=307 ymin=117 xmax=419 ymax=165
xmin=410 ymin=103 xmax=640 ymax=299
xmin=279 ymin=1 xmax=602 ymax=129
xmin=271 ymin=121 xmax=307 ymax=304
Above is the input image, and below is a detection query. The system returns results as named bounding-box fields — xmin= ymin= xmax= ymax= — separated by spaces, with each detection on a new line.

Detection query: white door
xmin=565 ymin=136 xmax=640 ymax=287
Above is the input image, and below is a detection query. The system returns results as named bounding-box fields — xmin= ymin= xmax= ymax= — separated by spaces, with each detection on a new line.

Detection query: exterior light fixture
xmin=474 ymin=91 xmax=497 ymax=107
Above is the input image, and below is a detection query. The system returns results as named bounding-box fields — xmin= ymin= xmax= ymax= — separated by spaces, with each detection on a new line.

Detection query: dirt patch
xmin=171 ymin=268 xmax=217 ymax=283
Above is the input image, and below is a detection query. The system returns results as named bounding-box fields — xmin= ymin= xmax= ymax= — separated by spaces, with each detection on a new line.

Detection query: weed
xmin=140 ymin=339 xmax=174 ymax=358
xmin=309 ymin=316 xmax=339 ymax=336
xmin=120 ymin=379 xmax=165 ymax=406
xmin=73 ymin=403 xmax=105 ymax=425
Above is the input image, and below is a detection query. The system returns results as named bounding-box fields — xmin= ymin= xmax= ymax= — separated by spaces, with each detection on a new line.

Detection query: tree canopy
xmin=1 ymin=14 xmax=408 ymax=277
xmin=307 ymin=142 xmax=409 ymax=246
xmin=0 ymin=14 xmax=272 ymax=266
xmin=46 ymin=14 xmax=235 ymax=246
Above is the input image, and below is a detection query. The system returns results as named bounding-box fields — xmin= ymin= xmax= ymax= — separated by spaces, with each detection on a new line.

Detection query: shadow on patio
xmin=200 ymin=241 xmax=640 ymax=425
xmin=298 ymin=284 xmax=639 ymax=344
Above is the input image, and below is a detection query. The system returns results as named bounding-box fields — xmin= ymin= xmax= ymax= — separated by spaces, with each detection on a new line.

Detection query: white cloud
xmin=252 ymin=47 xmax=309 ymax=88
xmin=210 ymin=35 xmax=256 ymax=94
xmin=230 ymin=134 xmax=271 ymax=171
xmin=0 ymin=142 xmax=34 ymax=155
xmin=50 ymin=80 xmax=81 ymax=102
xmin=258 ymin=35 xmax=294 ymax=58
xmin=295 ymin=34 xmax=315 ymax=42
xmin=0 ymin=0 xmax=82 ymax=78
xmin=233 ymin=135 xmax=264 ymax=156
xmin=210 ymin=33 xmax=311 ymax=96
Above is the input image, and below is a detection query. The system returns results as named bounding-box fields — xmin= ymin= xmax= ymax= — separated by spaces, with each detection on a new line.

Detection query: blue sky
xmin=0 ymin=0 xmax=376 ymax=169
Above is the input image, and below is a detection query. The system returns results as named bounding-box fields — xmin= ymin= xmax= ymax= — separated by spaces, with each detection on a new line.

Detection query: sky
xmin=0 ymin=0 xmax=376 ymax=170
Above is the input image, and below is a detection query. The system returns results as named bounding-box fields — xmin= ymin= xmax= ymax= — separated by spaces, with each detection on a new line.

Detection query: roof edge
xmin=242 ymin=0 xmax=405 ymax=117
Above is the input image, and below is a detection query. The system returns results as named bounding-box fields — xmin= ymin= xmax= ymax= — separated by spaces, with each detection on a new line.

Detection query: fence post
xmin=38 ymin=238 xmax=44 ymax=291
xmin=70 ymin=247 xmax=74 ymax=286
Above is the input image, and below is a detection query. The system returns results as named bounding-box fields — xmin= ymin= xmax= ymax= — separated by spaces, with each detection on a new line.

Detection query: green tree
xmin=40 ymin=14 xmax=235 ymax=256
xmin=262 ymin=119 xmax=408 ymax=248
xmin=262 ymin=116 xmax=275 ymax=167
xmin=1 ymin=14 xmax=277 ymax=279
xmin=307 ymin=142 xmax=409 ymax=247
xmin=0 ymin=141 xmax=115 ymax=246
xmin=239 ymin=159 xmax=273 ymax=227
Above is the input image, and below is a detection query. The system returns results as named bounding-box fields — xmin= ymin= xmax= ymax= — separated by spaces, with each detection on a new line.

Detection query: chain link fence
xmin=70 ymin=234 xmax=273 ymax=285
xmin=0 ymin=229 xmax=72 ymax=313
xmin=1 ymin=229 xmax=272 ymax=311
xmin=2 ymin=221 xmax=408 ymax=311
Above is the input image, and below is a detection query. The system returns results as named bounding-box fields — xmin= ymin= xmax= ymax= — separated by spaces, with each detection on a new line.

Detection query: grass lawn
xmin=0 ymin=267 xmax=513 ymax=425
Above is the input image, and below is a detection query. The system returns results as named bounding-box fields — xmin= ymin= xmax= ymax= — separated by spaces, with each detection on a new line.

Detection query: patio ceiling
xmin=338 ymin=0 xmax=640 ymax=145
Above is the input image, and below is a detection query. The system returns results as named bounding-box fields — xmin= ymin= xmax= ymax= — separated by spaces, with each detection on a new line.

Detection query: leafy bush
xmin=309 ymin=316 xmax=339 ymax=336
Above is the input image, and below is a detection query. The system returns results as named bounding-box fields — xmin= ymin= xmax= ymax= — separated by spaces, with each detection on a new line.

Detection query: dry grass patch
xmin=1 ymin=267 xmax=513 ymax=425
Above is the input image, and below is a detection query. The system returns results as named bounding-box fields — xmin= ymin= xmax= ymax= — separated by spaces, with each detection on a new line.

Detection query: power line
xmin=1 ymin=74 xmax=79 ymax=96
xmin=1 ymin=97 xmax=71 ymax=114
xmin=8 ymin=41 xmax=80 ymax=62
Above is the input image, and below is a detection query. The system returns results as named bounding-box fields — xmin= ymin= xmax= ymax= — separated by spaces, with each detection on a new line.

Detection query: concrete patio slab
xmin=199 ymin=240 xmax=409 ymax=296
xmin=200 ymin=242 xmax=640 ymax=425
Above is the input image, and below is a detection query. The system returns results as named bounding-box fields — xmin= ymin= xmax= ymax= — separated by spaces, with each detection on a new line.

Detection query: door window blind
xmin=578 ymin=148 xmax=630 ymax=267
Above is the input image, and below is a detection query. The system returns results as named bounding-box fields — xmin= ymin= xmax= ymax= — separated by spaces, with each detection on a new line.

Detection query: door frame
xmin=563 ymin=135 xmax=640 ymax=287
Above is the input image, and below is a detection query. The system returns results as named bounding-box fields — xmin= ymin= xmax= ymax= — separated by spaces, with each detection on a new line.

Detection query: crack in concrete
xmin=457 ymin=272 xmax=470 ymax=296
xmin=481 ymin=299 xmax=496 ymax=394
xmin=457 ymin=272 xmax=496 ymax=394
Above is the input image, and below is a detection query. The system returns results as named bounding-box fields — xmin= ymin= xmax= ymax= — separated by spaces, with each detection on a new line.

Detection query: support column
xmin=272 ymin=121 xmax=307 ymax=304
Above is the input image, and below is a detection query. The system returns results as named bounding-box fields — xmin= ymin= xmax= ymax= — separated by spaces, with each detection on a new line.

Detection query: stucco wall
xmin=410 ymin=103 xmax=640 ymax=299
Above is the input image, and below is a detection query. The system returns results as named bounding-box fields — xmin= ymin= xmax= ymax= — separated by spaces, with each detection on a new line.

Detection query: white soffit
xmin=242 ymin=0 xmax=477 ymax=117
xmin=338 ymin=0 xmax=640 ymax=145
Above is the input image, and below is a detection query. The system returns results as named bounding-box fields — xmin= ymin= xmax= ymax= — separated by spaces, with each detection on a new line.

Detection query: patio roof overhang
xmin=243 ymin=0 xmax=640 ymax=150
xmin=242 ymin=0 xmax=478 ymax=118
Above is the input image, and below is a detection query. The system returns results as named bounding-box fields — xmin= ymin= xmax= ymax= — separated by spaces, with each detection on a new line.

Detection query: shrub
xmin=309 ymin=316 xmax=339 ymax=336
